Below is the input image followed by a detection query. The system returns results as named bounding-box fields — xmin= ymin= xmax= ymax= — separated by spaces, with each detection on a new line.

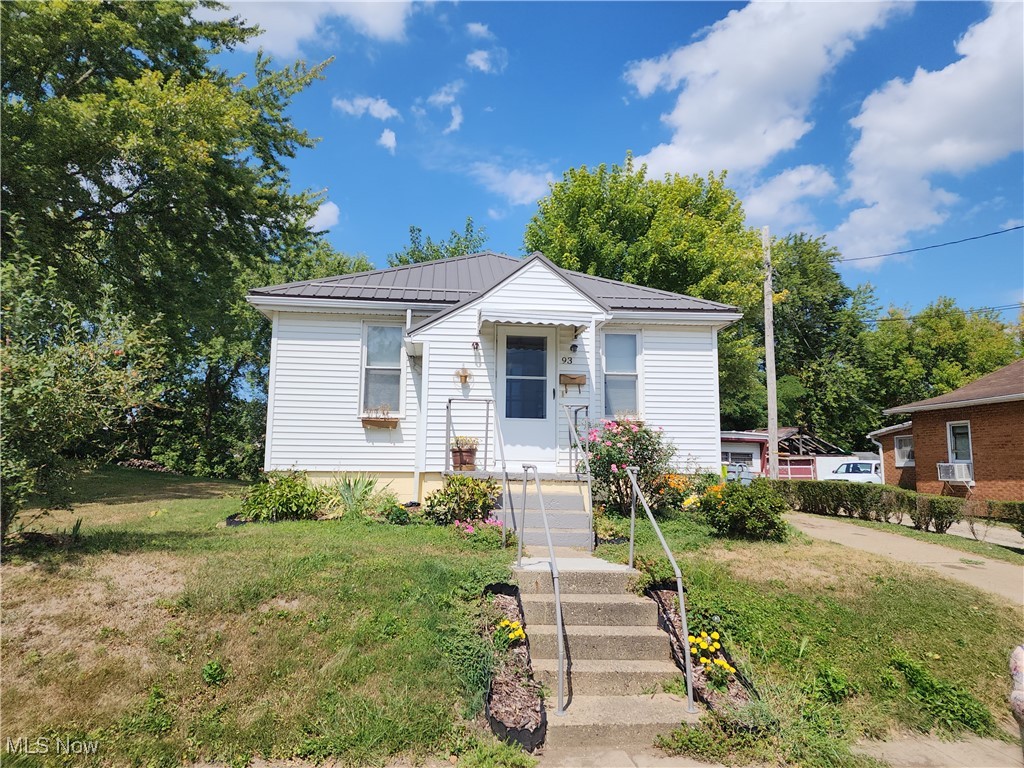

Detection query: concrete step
xmin=514 ymin=494 xmax=589 ymax=511
xmin=543 ymin=694 xmax=699 ymax=750
xmin=514 ymin=567 xmax=639 ymax=595
xmin=515 ymin=509 xmax=590 ymax=528
xmin=521 ymin=593 xmax=658 ymax=627
xmin=528 ymin=624 xmax=671 ymax=661
xmin=534 ymin=659 xmax=681 ymax=696
xmin=522 ymin=528 xmax=593 ymax=548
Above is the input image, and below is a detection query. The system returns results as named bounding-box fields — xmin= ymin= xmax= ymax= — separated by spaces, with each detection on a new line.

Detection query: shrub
xmin=910 ymin=494 xmax=965 ymax=533
xmin=699 ymin=479 xmax=788 ymax=541
xmin=584 ymin=418 xmax=675 ymax=514
xmin=241 ymin=471 xmax=324 ymax=521
xmin=452 ymin=516 xmax=512 ymax=549
xmin=780 ymin=480 xmax=930 ymax=529
xmin=325 ymin=473 xmax=380 ymax=516
xmin=987 ymin=500 xmax=1024 ymax=535
xmin=425 ymin=475 xmax=500 ymax=525
xmin=383 ymin=503 xmax=410 ymax=525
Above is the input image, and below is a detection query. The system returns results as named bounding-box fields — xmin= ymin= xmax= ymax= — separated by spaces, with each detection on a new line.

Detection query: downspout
xmin=870 ymin=438 xmax=885 ymax=485
xmin=407 ymin=309 xmax=422 ymax=503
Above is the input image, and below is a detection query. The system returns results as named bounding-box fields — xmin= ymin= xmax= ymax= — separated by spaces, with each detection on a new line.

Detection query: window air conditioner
xmin=937 ymin=462 xmax=973 ymax=483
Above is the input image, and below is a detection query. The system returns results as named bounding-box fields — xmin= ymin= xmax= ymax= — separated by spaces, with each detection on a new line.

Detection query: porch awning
xmin=476 ymin=308 xmax=609 ymax=333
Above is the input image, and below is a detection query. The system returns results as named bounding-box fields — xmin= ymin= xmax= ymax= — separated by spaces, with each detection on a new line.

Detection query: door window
xmin=505 ymin=335 xmax=546 ymax=419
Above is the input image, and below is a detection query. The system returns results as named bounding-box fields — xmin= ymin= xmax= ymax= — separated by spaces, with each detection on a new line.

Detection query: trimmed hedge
xmin=775 ymin=480 xmax=972 ymax=534
xmin=989 ymin=500 xmax=1024 ymax=535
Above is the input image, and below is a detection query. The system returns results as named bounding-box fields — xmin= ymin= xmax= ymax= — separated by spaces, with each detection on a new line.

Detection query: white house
xmin=247 ymin=252 xmax=742 ymax=502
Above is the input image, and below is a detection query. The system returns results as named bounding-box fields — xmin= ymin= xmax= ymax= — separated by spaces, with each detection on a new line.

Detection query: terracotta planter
xmin=451 ymin=447 xmax=477 ymax=471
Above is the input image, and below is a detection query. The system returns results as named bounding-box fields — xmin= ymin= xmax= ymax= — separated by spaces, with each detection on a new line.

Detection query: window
xmin=947 ymin=421 xmax=972 ymax=463
xmin=722 ymin=451 xmax=754 ymax=465
xmin=505 ymin=335 xmax=546 ymax=419
xmin=894 ymin=436 xmax=915 ymax=467
xmin=604 ymin=333 xmax=638 ymax=416
xmin=362 ymin=324 xmax=403 ymax=414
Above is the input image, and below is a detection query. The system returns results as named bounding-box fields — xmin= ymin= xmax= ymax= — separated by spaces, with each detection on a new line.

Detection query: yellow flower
xmin=688 ymin=635 xmax=696 ymax=643
xmin=700 ymin=631 xmax=708 ymax=638
xmin=690 ymin=646 xmax=698 ymax=654
xmin=700 ymin=642 xmax=709 ymax=650
xmin=712 ymin=643 xmax=720 ymax=651
xmin=710 ymin=632 xmax=720 ymax=640
xmin=700 ymin=657 xmax=709 ymax=664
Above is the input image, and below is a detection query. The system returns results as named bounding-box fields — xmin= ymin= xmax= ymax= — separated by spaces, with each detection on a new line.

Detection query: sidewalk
xmin=787 ymin=512 xmax=1023 ymax=604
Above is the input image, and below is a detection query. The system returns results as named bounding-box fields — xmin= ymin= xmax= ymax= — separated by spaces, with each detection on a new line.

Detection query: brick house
xmin=868 ymin=359 xmax=1024 ymax=502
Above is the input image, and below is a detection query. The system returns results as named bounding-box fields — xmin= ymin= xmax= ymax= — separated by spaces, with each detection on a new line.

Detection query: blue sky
xmin=211 ymin=1 xmax=1023 ymax=320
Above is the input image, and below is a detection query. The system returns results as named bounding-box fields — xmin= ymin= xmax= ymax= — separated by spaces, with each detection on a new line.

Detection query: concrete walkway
xmin=906 ymin=517 xmax=1023 ymax=550
xmin=787 ymin=512 xmax=1024 ymax=605
xmin=535 ymin=746 xmax=726 ymax=767
xmin=853 ymin=733 xmax=1023 ymax=767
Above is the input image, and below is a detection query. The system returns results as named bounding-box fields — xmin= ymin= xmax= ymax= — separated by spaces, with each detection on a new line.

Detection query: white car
xmin=828 ymin=461 xmax=881 ymax=483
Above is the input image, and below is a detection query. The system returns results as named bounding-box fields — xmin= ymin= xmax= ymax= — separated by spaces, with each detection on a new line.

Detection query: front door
xmin=497 ymin=328 xmax=558 ymax=471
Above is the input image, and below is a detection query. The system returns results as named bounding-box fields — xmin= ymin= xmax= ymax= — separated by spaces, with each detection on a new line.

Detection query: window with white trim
xmin=604 ymin=333 xmax=638 ymax=416
xmin=947 ymin=421 xmax=972 ymax=463
xmin=722 ymin=451 xmax=755 ymax=465
xmin=362 ymin=324 xmax=403 ymax=415
xmin=894 ymin=436 xmax=915 ymax=467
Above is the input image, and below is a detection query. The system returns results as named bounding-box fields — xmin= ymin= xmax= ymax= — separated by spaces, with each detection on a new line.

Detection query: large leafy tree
xmin=387 ymin=217 xmax=488 ymax=266
xmin=524 ymin=155 xmax=764 ymax=426
xmin=1 ymin=1 xmax=355 ymax=480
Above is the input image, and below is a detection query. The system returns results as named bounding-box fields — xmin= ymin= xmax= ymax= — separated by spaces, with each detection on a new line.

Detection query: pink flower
xmin=604 ymin=441 xmax=612 ymax=447
xmin=630 ymin=424 xmax=639 ymax=432
xmin=611 ymin=464 xmax=618 ymax=473
xmin=466 ymin=525 xmax=475 ymax=534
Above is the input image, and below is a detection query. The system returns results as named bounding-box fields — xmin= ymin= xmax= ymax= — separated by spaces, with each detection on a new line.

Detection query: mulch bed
xmin=649 ymin=588 xmax=754 ymax=711
xmin=117 ymin=459 xmax=172 ymax=473
xmin=485 ymin=591 xmax=545 ymax=751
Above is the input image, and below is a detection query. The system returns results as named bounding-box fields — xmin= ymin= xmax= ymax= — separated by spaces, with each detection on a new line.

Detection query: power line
xmin=866 ymin=302 xmax=1023 ymax=324
xmin=842 ymin=225 xmax=1023 ymax=263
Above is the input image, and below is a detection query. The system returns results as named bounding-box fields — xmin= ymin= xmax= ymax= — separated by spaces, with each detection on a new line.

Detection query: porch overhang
xmin=476 ymin=308 xmax=610 ymax=335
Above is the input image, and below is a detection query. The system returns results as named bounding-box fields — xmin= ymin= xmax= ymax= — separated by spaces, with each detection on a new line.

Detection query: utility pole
xmin=762 ymin=226 xmax=779 ymax=480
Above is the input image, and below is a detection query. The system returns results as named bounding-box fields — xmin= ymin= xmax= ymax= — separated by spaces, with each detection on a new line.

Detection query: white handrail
xmin=562 ymin=404 xmax=594 ymax=551
xmin=519 ymin=463 xmax=567 ymax=716
xmin=624 ymin=466 xmax=697 ymax=714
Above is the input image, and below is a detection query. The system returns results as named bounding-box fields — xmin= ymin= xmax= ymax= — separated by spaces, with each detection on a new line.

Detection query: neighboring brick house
xmin=869 ymin=359 xmax=1024 ymax=502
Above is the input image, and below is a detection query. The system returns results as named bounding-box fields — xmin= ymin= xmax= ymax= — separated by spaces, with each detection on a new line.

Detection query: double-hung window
xmin=894 ymin=436 xmax=915 ymax=467
xmin=947 ymin=421 xmax=972 ymax=463
xmin=362 ymin=324 xmax=403 ymax=415
xmin=604 ymin=333 xmax=638 ymax=416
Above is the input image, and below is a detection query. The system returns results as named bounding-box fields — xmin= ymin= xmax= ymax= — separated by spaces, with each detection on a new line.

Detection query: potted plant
xmin=451 ymin=435 xmax=479 ymax=470
xmin=361 ymin=405 xmax=399 ymax=429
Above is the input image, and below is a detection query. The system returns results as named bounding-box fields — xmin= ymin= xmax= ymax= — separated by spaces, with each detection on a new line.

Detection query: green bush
xmin=780 ymin=480 xmax=949 ymax=531
xmin=424 ymin=475 xmax=500 ymax=525
xmin=698 ymin=479 xmax=788 ymax=541
xmin=241 ymin=471 xmax=325 ymax=521
xmin=584 ymin=417 xmax=675 ymax=514
xmin=987 ymin=500 xmax=1024 ymax=534
xmin=383 ymin=503 xmax=410 ymax=525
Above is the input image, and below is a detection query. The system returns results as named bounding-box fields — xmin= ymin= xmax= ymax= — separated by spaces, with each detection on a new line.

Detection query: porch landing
xmin=444 ymin=470 xmax=590 ymax=482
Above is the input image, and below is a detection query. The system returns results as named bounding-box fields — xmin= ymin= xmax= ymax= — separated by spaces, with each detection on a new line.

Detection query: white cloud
xmin=443 ymin=105 xmax=464 ymax=135
xmin=377 ymin=128 xmax=397 ymax=155
xmin=743 ymin=165 xmax=836 ymax=230
xmin=832 ymin=2 xmax=1024 ymax=263
xmin=466 ymin=22 xmax=494 ymax=39
xmin=466 ymin=48 xmax=508 ymax=74
xmin=1001 ymin=218 xmax=1024 ymax=230
xmin=625 ymin=2 xmax=903 ymax=178
xmin=308 ymin=201 xmax=340 ymax=230
xmin=195 ymin=2 xmax=415 ymax=57
xmin=427 ymin=80 xmax=464 ymax=108
xmin=332 ymin=95 xmax=400 ymax=121
xmin=469 ymin=162 xmax=553 ymax=206
xmin=487 ymin=207 xmax=507 ymax=221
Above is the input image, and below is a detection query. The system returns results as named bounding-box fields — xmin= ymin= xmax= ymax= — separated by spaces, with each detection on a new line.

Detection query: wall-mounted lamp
xmin=471 ymin=341 xmax=480 ymax=350
xmin=569 ymin=343 xmax=579 ymax=353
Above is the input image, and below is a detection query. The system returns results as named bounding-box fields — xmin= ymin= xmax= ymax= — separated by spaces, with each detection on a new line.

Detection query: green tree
xmin=770 ymin=234 xmax=877 ymax=449
xmin=1 ymin=0 xmax=343 ymax=478
xmin=524 ymin=155 xmax=764 ymax=426
xmin=1 ymin=255 xmax=165 ymax=537
xmin=387 ymin=217 xmax=488 ymax=266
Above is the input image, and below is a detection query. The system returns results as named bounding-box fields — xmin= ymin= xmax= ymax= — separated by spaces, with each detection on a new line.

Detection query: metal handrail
xmin=445 ymin=397 xmax=514 ymax=545
xmin=562 ymin=404 xmax=594 ymax=552
xmin=624 ymin=466 xmax=697 ymax=714
xmin=518 ymin=463 xmax=567 ymax=716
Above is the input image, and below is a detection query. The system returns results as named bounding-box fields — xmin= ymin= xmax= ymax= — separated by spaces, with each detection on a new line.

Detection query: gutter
xmin=883 ymin=393 xmax=1024 ymax=415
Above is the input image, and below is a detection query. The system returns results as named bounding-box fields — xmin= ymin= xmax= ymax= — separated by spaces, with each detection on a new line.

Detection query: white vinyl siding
xmin=265 ymin=312 xmax=418 ymax=472
xmin=894 ymin=435 xmax=915 ymax=467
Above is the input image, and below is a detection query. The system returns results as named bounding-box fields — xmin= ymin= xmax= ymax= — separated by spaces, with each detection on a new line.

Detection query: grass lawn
xmin=596 ymin=514 xmax=1024 ymax=767
xmin=2 ymin=467 xmax=521 ymax=767
xmin=842 ymin=517 xmax=1024 ymax=566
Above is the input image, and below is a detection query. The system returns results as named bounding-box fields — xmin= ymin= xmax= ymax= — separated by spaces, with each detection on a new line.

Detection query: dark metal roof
xmin=248 ymin=251 xmax=738 ymax=313
xmin=886 ymin=358 xmax=1024 ymax=413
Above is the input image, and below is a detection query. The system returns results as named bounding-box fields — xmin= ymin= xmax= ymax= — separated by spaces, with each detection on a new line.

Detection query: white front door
xmin=497 ymin=328 xmax=558 ymax=471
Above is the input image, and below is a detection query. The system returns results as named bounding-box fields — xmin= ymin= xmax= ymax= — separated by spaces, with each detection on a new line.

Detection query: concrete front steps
xmin=513 ymin=476 xmax=593 ymax=549
xmin=514 ymin=555 xmax=697 ymax=749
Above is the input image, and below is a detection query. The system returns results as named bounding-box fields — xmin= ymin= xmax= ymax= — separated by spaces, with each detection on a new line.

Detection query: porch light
xmin=569 ymin=343 xmax=579 ymax=353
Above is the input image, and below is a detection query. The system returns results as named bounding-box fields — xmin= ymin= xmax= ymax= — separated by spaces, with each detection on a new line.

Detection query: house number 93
xmin=561 ymin=356 xmax=573 ymax=364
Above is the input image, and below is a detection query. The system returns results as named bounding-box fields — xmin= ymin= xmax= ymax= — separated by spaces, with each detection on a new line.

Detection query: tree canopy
xmin=387 ymin=217 xmax=488 ymax=266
